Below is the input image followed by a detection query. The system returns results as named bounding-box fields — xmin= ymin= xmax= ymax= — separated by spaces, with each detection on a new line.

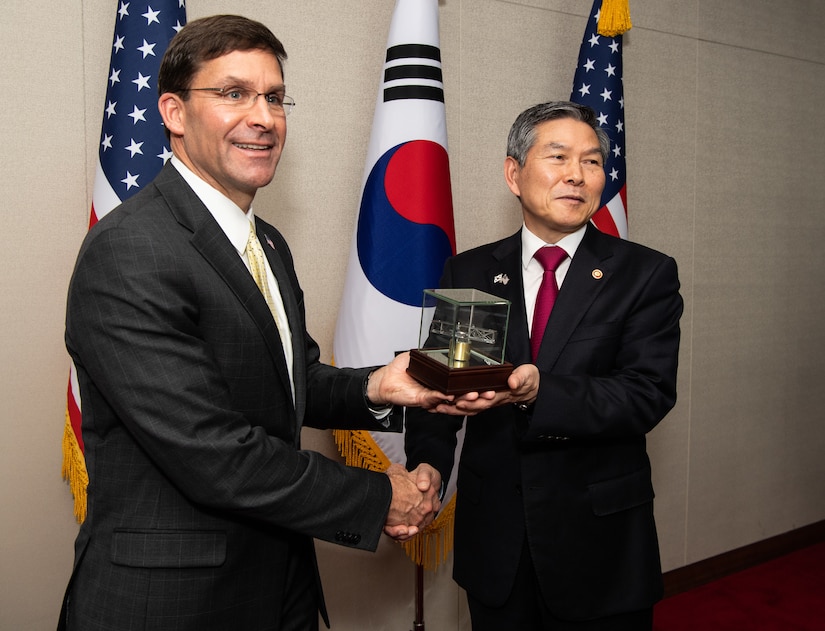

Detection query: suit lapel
xmin=536 ymin=224 xmax=615 ymax=369
xmin=257 ymin=222 xmax=307 ymax=427
xmin=486 ymin=232 xmax=532 ymax=365
xmin=154 ymin=165 xmax=296 ymax=413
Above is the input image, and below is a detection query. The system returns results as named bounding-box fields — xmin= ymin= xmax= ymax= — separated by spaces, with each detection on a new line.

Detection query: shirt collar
xmin=171 ymin=156 xmax=254 ymax=256
xmin=521 ymin=223 xmax=587 ymax=270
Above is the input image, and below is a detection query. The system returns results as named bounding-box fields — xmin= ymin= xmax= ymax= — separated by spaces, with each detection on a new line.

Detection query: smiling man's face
xmin=159 ymin=48 xmax=287 ymax=211
xmin=504 ymin=117 xmax=606 ymax=244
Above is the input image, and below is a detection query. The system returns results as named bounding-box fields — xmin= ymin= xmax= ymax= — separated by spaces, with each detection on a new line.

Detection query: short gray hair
xmin=506 ymin=101 xmax=610 ymax=166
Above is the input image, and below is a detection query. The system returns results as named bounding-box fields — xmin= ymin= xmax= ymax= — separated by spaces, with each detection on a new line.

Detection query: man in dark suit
xmin=406 ymin=102 xmax=683 ymax=630
xmin=59 ymin=15 xmax=493 ymax=631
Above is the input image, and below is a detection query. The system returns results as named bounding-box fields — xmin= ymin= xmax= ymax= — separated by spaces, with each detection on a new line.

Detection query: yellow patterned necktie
xmin=245 ymin=223 xmax=294 ymax=398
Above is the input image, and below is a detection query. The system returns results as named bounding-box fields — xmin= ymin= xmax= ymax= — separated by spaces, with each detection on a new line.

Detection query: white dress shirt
xmin=521 ymin=223 xmax=587 ymax=338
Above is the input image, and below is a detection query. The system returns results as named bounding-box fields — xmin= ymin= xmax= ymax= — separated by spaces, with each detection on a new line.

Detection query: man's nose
xmin=247 ymin=96 xmax=276 ymax=127
xmin=564 ymin=161 xmax=584 ymax=184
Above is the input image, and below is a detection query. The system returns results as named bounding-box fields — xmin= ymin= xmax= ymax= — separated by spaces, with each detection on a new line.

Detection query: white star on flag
xmin=137 ymin=39 xmax=157 ymax=58
xmin=121 ymin=171 xmax=139 ymax=189
xmin=125 ymin=138 xmax=144 ymax=157
xmin=128 ymin=105 xmax=147 ymax=124
xmin=142 ymin=7 xmax=161 ymax=25
xmin=132 ymin=72 xmax=151 ymax=91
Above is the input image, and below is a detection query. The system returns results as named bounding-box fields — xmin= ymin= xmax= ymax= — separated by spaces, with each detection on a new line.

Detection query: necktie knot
xmin=534 ymin=246 xmax=568 ymax=272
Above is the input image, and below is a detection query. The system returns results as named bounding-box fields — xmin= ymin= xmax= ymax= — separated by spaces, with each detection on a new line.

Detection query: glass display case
xmin=407 ymin=288 xmax=513 ymax=394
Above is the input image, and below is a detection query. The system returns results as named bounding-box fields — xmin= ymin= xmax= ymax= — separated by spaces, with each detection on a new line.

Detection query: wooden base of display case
xmin=407 ymin=348 xmax=514 ymax=395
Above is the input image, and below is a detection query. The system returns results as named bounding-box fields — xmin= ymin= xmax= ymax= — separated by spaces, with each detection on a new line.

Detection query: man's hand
xmin=366 ymin=352 xmax=463 ymax=412
xmin=383 ymin=463 xmax=442 ymax=541
xmin=428 ymin=363 xmax=541 ymax=415
xmin=367 ymin=354 xmax=540 ymax=417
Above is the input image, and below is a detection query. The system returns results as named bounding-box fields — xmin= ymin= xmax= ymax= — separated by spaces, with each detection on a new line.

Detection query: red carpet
xmin=654 ymin=542 xmax=825 ymax=630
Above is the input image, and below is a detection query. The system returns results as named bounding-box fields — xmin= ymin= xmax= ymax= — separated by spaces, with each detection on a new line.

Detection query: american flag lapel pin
xmin=265 ymin=234 xmax=275 ymax=250
xmin=493 ymin=273 xmax=510 ymax=285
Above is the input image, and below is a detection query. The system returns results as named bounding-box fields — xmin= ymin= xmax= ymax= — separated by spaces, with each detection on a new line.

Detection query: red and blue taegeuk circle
xmin=357 ymin=139 xmax=456 ymax=306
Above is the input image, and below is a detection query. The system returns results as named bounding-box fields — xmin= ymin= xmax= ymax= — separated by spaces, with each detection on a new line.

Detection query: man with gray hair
xmin=406 ymin=101 xmax=683 ymax=630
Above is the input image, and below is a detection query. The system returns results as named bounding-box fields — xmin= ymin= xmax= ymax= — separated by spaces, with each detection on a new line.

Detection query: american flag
xmin=570 ymin=0 xmax=629 ymax=239
xmin=91 ymin=0 xmax=186 ymax=225
xmin=62 ymin=0 xmax=186 ymax=522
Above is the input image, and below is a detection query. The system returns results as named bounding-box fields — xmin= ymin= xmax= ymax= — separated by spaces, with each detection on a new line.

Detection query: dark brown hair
xmin=158 ymin=14 xmax=287 ymax=96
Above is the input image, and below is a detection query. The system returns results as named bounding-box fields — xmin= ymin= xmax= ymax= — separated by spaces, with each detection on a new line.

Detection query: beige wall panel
xmin=688 ymin=41 xmax=825 ymax=562
xmin=699 ymin=0 xmax=825 ymax=64
xmin=1 ymin=2 xmax=90 ymax=629
xmin=503 ymin=0 xmax=700 ymax=39
xmin=622 ymin=27 xmax=698 ymax=570
xmin=631 ymin=0 xmax=699 ymax=39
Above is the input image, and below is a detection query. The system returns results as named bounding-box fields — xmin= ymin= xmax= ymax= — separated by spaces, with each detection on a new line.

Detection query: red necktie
xmin=530 ymin=246 xmax=568 ymax=361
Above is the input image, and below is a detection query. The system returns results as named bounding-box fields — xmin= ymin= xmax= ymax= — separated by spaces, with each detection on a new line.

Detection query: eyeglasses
xmin=180 ymin=86 xmax=296 ymax=116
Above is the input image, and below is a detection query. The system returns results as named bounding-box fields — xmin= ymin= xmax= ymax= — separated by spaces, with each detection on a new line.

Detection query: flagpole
xmin=412 ymin=562 xmax=425 ymax=631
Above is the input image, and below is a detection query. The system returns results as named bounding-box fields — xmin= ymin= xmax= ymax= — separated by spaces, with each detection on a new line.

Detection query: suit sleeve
xmin=67 ymin=221 xmax=391 ymax=551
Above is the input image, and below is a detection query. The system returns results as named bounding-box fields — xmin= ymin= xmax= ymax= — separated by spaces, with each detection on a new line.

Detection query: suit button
xmin=515 ymin=484 xmax=523 ymax=496
xmin=335 ymin=531 xmax=361 ymax=545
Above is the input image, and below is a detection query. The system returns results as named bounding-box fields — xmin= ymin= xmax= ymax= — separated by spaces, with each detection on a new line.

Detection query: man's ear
xmin=158 ymin=92 xmax=185 ymax=137
xmin=504 ymin=156 xmax=521 ymax=198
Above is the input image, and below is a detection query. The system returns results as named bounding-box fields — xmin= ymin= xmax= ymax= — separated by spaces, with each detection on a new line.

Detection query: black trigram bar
xmin=384 ymin=85 xmax=444 ymax=102
xmin=384 ymin=64 xmax=442 ymax=83
xmin=383 ymin=43 xmax=444 ymax=103
xmin=386 ymin=43 xmax=441 ymax=63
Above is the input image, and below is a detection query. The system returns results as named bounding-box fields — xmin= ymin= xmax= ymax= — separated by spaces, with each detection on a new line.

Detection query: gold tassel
xmin=333 ymin=429 xmax=391 ymax=471
xmin=61 ymin=412 xmax=88 ymax=523
xmin=597 ymin=0 xmax=632 ymax=37
xmin=401 ymin=493 xmax=456 ymax=570
xmin=333 ymin=429 xmax=457 ymax=570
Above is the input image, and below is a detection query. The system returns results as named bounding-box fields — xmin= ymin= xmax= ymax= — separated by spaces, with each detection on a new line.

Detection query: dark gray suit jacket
xmin=61 ymin=163 xmax=398 ymax=630
xmin=406 ymin=225 xmax=682 ymax=620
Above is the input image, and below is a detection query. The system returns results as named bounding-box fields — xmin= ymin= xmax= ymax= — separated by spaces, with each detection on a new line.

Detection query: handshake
xmin=383 ymin=463 xmax=442 ymax=541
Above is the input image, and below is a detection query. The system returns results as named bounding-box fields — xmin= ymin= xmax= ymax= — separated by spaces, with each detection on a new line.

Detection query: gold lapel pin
xmin=592 ymin=269 xmax=603 ymax=280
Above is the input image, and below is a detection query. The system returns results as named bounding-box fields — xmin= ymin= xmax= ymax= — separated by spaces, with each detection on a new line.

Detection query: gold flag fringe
xmin=401 ymin=493 xmax=456 ymax=570
xmin=597 ymin=0 xmax=632 ymax=37
xmin=333 ymin=428 xmax=391 ymax=471
xmin=333 ymin=428 xmax=456 ymax=570
xmin=61 ymin=412 xmax=88 ymax=523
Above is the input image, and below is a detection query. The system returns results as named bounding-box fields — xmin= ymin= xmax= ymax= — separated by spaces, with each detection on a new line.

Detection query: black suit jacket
xmin=406 ymin=225 xmax=682 ymax=620
xmin=62 ymin=163 xmax=399 ymax=630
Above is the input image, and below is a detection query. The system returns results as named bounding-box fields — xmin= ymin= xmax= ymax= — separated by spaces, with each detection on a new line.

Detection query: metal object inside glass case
xmin=407 ymin=288 xmax=513 ymax=394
